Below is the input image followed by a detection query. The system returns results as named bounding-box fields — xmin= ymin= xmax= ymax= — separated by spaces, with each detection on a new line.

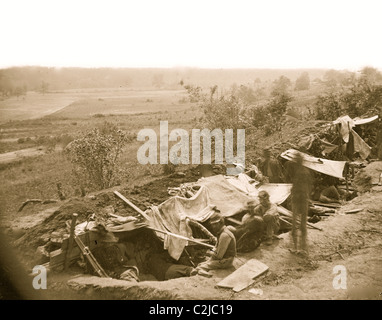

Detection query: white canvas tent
xmin=280 ymin=148 xmax=347 ymax=179
xmin=143 ymin=174 xmax=292 ymax=259
xmin=331 ymin=114 xmax=377 ymax=159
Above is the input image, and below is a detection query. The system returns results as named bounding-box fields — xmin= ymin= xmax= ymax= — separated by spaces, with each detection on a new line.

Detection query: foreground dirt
xmin=18 ymin=186 xmax=380 ymax=301
xmin=3 ymin=161 xmax=382 ymax=300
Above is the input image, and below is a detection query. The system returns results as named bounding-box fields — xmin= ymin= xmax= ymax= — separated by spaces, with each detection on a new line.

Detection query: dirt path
xmin=0 ymin=147 xmax=46 ymax=164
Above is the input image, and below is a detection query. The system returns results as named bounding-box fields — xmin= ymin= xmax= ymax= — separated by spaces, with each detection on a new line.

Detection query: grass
xmin=0 ymin=89 xmax=201 ymax=224
xmin=0 ymin=85 xmax=323 ymax=227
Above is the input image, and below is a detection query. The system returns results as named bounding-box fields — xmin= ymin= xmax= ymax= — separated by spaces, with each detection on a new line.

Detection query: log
xmin=18 ymin=198 xmax=58 ymax=212
xmin=18 ymin=199 xmax=42 ymax=212
xmin=279 ymin=216 xmax=293 ymax=226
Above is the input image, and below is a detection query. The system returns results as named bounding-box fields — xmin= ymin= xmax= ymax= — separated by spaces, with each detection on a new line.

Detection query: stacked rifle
xmin=65 ymin=213 xmax=109 ymax=278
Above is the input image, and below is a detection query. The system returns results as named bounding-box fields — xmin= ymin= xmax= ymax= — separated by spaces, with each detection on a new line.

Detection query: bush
xmin=314 ymin=77 xmax=382 ymax=120
xmin=200 ymin=94 xmax=245 ymax=130
xmin=249 ymin=93 xmax=292 ymax=135
xmin=65 ymin=126 xmax=130 ymax=190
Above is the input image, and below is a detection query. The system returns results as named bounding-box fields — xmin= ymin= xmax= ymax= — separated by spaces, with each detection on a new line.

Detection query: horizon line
xmin=1 ymin=64 xmax=379 ymax=72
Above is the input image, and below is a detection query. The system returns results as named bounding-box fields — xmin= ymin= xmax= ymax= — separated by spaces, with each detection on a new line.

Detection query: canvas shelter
xmin=296 ymin=115 xmax=378 ymax=160
xmin=280 ymin=148 xmax=347 ymax=180
xmin=331 ymin=115 xmax=378 ymax=160
xmin=138 ymin=174 xmax=292 ymax=260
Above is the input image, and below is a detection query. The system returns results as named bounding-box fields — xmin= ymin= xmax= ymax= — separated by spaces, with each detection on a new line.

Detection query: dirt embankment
xmin=6 ymin=166 xmax=204 ymax=266
xmin=4 ymin=163 xmax=382 ymax=300
xmin=59 ymin=189 xmax=382 ymax=301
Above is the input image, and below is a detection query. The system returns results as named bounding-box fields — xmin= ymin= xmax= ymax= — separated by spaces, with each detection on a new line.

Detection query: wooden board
xmin=311 ymin=201 xmax=341 ymax=209
xmin=49 ymin=230 xmax=100 ymax=269
xmin=217 ymin=259 xmax=269 ymax=292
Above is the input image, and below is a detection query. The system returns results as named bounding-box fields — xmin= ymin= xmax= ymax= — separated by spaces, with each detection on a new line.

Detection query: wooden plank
xmin=49 ymin=247 xmax=81 ymax=269
xmin=113 ymin=191 xmax=151 ymax=221
xmin=64 ymin=213 xmax=78 ymax=270
xmin=277 ymin=205 xmax=293 ymax=217
xmin=345 ymin=208 xmax=363 ymax=214
xmin=217 ymin=259 xmax=269 ymax=292
xmin=146 ymin=226 xmax=215 ymax=249
xmin=50 ymin=230 xmax=100 ymax=269
xmin=311 ymin=201 xmax=341 ymax=209
xmin=278 ymin=205 xmax=323 ymax=231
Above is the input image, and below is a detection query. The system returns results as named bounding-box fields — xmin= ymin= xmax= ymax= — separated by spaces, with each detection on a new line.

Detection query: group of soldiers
xmin=191 ymin=148 xmax=313 ymax=275
xmin=89 ymin=148 xmax=313 ymax=280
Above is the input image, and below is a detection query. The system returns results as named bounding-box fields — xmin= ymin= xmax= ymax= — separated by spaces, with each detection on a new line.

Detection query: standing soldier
xmin=290 ymin=153 xmax=312 ymax=255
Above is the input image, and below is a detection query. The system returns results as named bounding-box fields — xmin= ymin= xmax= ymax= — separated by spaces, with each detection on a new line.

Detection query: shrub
xmin=249 ymin=93 xmax=292 ymax=135
xmin=314 ymin=76 xmax=382 ymax=120
xmin=65 ymin=126 xmax=130 ymax=190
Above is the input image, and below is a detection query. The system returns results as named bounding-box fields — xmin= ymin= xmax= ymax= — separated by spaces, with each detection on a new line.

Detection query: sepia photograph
xmin=0 ymin=0 xmax=381 ymax=306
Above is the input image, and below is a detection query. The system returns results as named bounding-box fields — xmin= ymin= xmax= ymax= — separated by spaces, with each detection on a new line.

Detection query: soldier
xmin=258 ymin=148 xmax=285 ymax=183
xmin=290 ymin=153 xmax=312 ymax=255
xmin=195 ymin=214 xmax=236 ymax=272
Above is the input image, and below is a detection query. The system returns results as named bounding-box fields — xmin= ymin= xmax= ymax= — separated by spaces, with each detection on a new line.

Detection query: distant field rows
xmin=0 ymin=89 xmax=189 ymax=123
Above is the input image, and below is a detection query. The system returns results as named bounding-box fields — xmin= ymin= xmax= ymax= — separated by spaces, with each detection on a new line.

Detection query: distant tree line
xmin=184 ymin=74 xmax=294 ymax=137
xmin=0 ymin=66 xmax=330 ymax=97
xmin=314 ymin=67 xmax=382 ymax=120
xmin=184 ymin=66 xmax=382 ymax=139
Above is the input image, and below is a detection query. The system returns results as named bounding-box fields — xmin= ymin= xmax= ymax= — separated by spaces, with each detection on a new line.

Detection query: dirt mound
xmin=362 ymin=161 xmax=382 ymax=184
xmin=353 ymin=169 xmax=374 ymax=193
xmin=52 ymin=190 xmax=382 ymax=300
xmin=352 ymin=161 xmax=382 ymax=193
xmin=9 ymin=165 xmax=205 ymax=268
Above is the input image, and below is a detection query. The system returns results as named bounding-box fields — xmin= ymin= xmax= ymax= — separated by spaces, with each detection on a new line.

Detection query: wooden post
xmin=64 ymin=213 xmax=78 ymax=271
xmin=345 ymin=162 xmax=349 ymax=195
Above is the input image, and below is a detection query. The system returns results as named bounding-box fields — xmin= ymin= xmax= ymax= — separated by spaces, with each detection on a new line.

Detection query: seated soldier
xmin=255 ymin=190 xmax=280 ymax=245
xmin=146 ymin=251 xmax=198 ymax=281
xmin=311 ymin=177 xmax=343 ymax=204
xmin=90 ymin=226 xmax=139 ymax=282
xmin=319 ymin=185 xmax=341 ymax=203
xmin=195 ymin=214 xmax=236 ymax=272
xmin=227 ymin=200 xmax=264 ymax=252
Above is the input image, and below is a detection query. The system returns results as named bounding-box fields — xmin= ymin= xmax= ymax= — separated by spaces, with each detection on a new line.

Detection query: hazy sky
xmin=1 ymin=0 xmax=381 ymax=70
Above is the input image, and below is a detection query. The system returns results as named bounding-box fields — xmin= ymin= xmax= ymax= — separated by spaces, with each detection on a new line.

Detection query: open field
xmin=0 ymin=88 xmax=200 ymax=221
xmin=0 ymin=91 xmax=81 ymax=124
xmin=0 ymin=88 xmax=190 ymax=124
xmin=0 ymin=88 xmax=195 ymax=147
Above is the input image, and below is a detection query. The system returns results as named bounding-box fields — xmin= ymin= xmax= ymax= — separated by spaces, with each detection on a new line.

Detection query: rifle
xmin=65 ymin=217 xmax=109 ymax=278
